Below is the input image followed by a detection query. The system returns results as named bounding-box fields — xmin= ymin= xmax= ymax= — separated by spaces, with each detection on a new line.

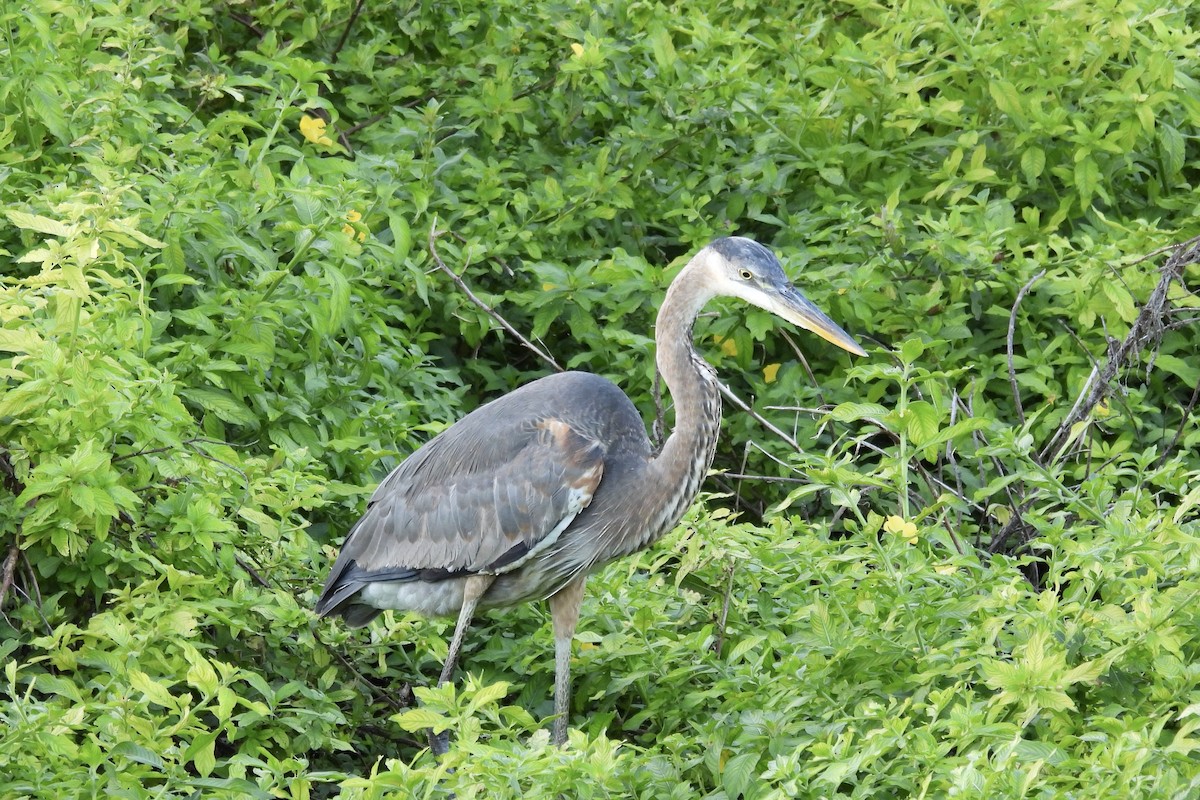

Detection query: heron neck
xmin=648 ymin=264 xmax=722 ymax=517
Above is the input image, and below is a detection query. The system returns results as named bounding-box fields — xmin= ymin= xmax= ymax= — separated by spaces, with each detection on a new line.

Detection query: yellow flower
xmin=763 ymin=363 xmax=780 ymax=384
xmin=341 ymin=210 xmax=366 ymax=241
xmin=713 ymin=335 xmax=738 ymax=357
xmin=883 ymin=515 xmax=918 ymax=544
xmin=571 ymin=43 xmax=585 ymax=57
xmin=299 ymin=114 xmax=334 ymax=146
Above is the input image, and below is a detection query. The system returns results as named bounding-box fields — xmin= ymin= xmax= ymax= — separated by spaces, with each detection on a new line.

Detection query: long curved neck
xmin=645 ymin=260 xmax=722 ymax=532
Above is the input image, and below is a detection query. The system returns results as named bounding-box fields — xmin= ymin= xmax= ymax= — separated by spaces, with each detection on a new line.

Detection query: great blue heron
xmin=315 ymin=236 xmax=864 ymax=751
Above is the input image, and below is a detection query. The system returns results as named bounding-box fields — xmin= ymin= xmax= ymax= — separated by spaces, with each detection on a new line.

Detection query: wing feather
xmin=314 ymin=415 xmax=605 ymax=617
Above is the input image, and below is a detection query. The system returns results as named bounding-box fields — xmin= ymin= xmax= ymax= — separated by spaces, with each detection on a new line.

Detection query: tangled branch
xmin=988 ymin=234 xmax=1200 ymax=554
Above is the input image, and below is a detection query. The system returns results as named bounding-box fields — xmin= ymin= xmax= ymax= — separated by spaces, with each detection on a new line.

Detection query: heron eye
xmin=738 ymin=269 xmax=753 ymax=281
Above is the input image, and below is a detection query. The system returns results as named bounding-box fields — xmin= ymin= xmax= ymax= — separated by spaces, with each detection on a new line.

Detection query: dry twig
xmin=428 ymin=225 xmax=563 ymax=372
xmin=987 ymin=235 xmax=1200 ymax=554
xmin=715 ymin=380 xmax=804 ymax=453
xmin=1039 ymin=235 xmax=1200 ymax=462
xmin=1008 ymin=269 xmax=1046 ymax=425
xmin=710 ymin=562 xmax=737 ymax=656
xmin=331 ymin=0 xmax=367 ymax=63
xmin=0 ymin=540 xmax=20 ymax=612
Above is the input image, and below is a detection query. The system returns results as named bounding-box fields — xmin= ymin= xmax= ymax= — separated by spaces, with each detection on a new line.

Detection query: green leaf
xmin=1020 ymin=146 xmax=1045 ymax=183
xmin=187 ymin=658 xmax=220 ymax=696
xmin=129 ymin=669 xmax=177 ymax=709
xmin=151 ymin=273 xmax=198 ymax=288
xmin=1012 ymin=738 xmax=1067 ymax=764
xmin=904 ymin=401 xmax=941 ymax=446
xmin=988 ymin=79 xmax=1024 ymax=121
xmin=392 ymin=707 xmax=451 ymax=734
xmin=111 ymin=741 xmax=164 ymax=769
xmin=0 ymin=327 xmax=43 ymax=355
xmin=390 ymin=212 xmax=413 ymax=262
xmin=290 ymin=190 xmax=322 ymax=226
xmin=726 ymin=634 xmax=765 ymax=663
xmin=1074 ymin=157 xmax=1100 ymax=207
xmin=7 ymin=210 xmax=74 ymax=237
xmin=29 ymin=77 xmax=71 ymax=143
xmin=649 ymin=28 xmax=677 ymax=74
xmin=181 ymin=388 xmax=259 ymax=426
xmin=722 ymin=752 xmax=760 ymax=800
xmin=1062 ymin=659 xmax=1106 ymax=686
xmin=69 ymin=485 xmax=97 ymax=516
xmin=1153 ymin=353 xmax=1200 ymax=385
xmin=1159 ymin=123 xmax=1184 ymax=178
xmin=899 ymin=337 xmax=925 ymax=364
xmin=830 ymin=402 xmax=889 ymax=423
xmin=325 ymin=265 xmax=351 ymax=334
xmin=466 ymin=681 xmax=511 ymax=714
xmin=186 ymin=731 xmax=218 ymax=777
xmin=1100 ymin=280 xmax=1136 ymax=323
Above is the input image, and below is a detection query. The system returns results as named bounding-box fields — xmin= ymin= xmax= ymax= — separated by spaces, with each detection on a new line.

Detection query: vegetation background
xmin=2 ymin=0 xmax=1199 ymax=797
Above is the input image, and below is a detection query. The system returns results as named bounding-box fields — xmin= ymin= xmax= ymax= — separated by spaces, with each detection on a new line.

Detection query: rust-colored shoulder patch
xmin=536 ymin=418 xmax=605 ymax=501
xmin=536 ymin=418 xmax=575 ymax=448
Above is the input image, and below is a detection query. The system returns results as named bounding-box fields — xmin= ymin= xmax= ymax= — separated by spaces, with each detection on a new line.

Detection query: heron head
xmin=701 ymin=236 xmax=866 ymax=356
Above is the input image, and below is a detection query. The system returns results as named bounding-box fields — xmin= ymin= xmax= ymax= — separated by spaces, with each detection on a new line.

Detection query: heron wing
xmin=314 ymin=415 xmax=605 ymax=615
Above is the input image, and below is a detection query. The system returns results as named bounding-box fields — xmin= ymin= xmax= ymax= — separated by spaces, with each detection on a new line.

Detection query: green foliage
xmin=2 ymin=0 xmax=1199 ymax=797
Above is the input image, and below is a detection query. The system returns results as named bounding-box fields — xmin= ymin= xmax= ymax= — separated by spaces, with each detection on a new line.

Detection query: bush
xmin=2 ymin=0 xmax=1198 ymax=797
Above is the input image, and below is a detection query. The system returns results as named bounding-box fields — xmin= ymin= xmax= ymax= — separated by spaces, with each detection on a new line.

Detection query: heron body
xmin=323 ymin=371 xmax=669 ymax=618
xmin=315 ymin=236 xmax=864 ymax=750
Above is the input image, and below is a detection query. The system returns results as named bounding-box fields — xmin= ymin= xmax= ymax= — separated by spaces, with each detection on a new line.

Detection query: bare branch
xmin=342 ymin=113 xmax=386 ymax=138
xmin=722 ymin=471 xmax=807 ymax=484
xmin=234 ymin=551 xmax=272 ymax=590
xmin=112 ymin=436 xmax=237 ymax=464
xmin=0 ymin=540 xmax=19 ymax=611
xmin=0 ymin=448 xmax=23 ymax=496
xmin=428 ymin=225 xmax=563 ymax=372
xmin=710 ymin=562 xmax=737 ymax=656
xmin=227 ymin=12 xmax=265 ymax=37
xmin=1158 ymin=373 xmax=1200 ymax=468
xmin=331 ymin=0 xmax=367 ymax=63
xmin=716 ymin=380 xmax=802 ymax=453
xmin=1040 ymin=237 xmax=1199 ymax=462
xmin=1008 ymin=269 xmax=1046 ymax=425
xmin=778 ymin=330 xmax=823 ymax=402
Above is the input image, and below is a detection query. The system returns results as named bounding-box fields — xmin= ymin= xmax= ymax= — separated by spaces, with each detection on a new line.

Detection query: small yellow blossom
xmin=713 ymin=335 xmax=738 ymax=357
xmin=571 ymin=43 xmax=585 ymax=57
xmin=883 ymin=515 xmax=918 ymax=544
xmin=763 ymin=363 xmax=781 ymax=384
xmin=299 ymin=114 xmax=334 ymax=146
xmin=341 ymin=209 xmax=366 ymax=241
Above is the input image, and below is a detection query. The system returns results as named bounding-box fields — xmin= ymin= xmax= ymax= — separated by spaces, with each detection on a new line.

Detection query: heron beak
xmin=767 ymin=285 xmax=867 ymax=356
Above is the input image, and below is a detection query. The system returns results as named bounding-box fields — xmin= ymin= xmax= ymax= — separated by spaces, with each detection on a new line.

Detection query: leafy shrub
xmin=2 ymin=0 xmax=1198 ymax=797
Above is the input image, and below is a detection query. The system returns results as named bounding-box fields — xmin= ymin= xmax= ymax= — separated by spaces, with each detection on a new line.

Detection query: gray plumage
xmin=315 ymin=236 xmax=865 ymax=750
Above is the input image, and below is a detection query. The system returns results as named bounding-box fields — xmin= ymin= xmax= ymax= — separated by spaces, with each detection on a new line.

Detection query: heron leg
xmin=547 ymin=575 xmax=587 ymax=746
xmin=429 ymin=573 xmax=495 ymax=755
